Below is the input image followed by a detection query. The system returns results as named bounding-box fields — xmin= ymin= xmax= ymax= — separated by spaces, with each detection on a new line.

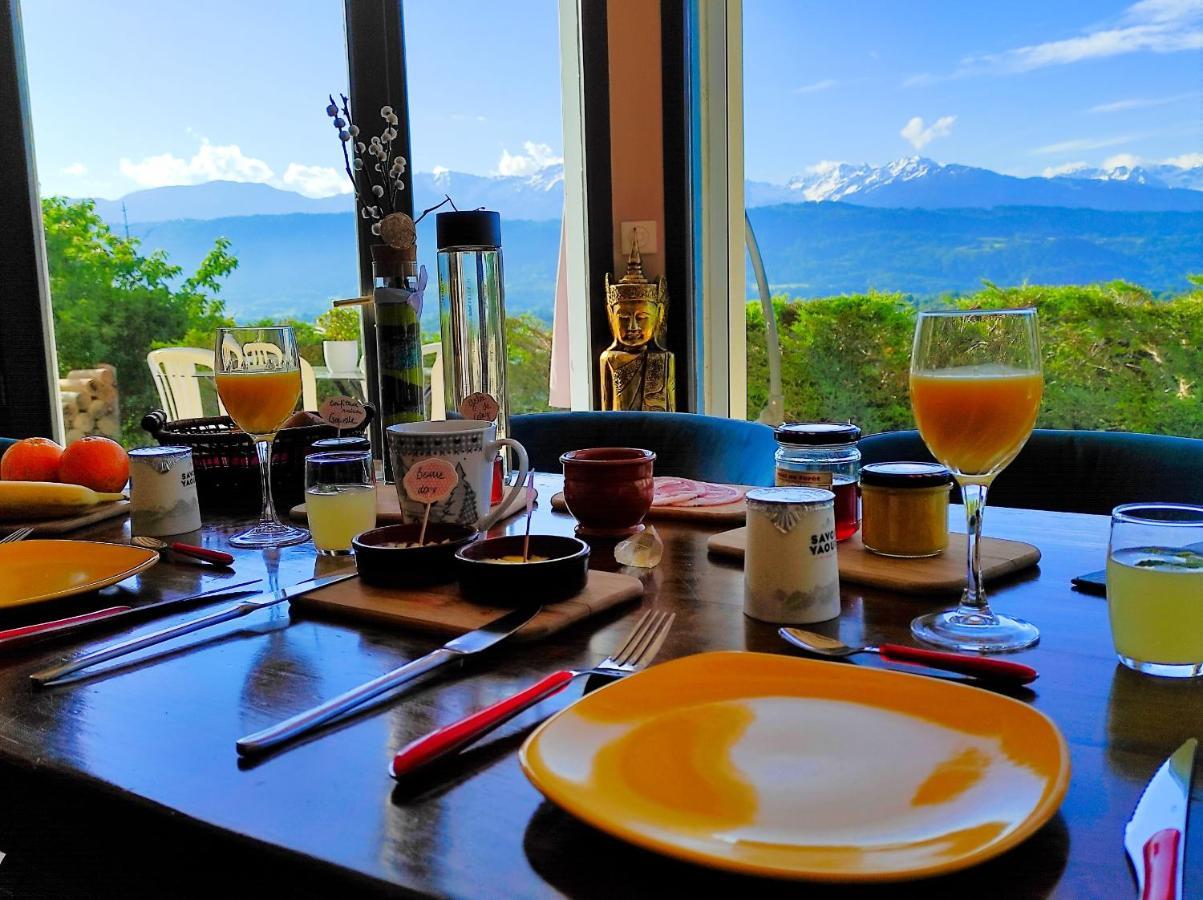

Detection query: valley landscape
xmin=81 ymin=155 xmax=1203 ymax=329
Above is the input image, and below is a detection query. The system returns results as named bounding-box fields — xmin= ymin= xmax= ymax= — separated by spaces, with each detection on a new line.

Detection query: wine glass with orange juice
xmin=215 ymin=326 xmax=310 ymax=548
xmin=909 ymin=309 xmax=1043 ymax=652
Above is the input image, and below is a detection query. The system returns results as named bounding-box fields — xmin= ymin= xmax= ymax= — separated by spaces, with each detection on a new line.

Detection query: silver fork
xmin=0 ymin=527 xmax=34 ymax=544
xmin=390 ymin=608 xmax=676 ymax=779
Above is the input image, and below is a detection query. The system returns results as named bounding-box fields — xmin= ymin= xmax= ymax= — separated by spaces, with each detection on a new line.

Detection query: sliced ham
xmin=650 ymin=476 xmax=745 ymax=508
xmin=679 ymin=483 xmax=745 ymax=507
xmin=651 ymin=476 xmax=703 ymax=507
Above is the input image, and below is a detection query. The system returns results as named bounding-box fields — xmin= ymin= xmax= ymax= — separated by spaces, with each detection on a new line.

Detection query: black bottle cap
xmin=774 ymin=422 xmax=861 ymax=446
xmin=436 ymin=211 xmax=501 ymax=250
xmin=860 ymin=461 xmax=952 ymax=488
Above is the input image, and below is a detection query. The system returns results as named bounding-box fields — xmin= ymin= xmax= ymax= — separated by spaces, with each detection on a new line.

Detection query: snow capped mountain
xmin=1050 ymin=161 xmax=1203 ymax=193
xmin=763 ymin=156 xmax=1202 ymax=212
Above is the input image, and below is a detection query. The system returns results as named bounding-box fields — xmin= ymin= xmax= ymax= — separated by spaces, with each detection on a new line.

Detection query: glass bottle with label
xmin=773 ymin=422 xmax=861 ymax=541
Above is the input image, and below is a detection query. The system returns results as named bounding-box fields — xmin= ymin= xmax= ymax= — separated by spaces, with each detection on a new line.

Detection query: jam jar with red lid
xmin=773 ymin=422 xmax=861 ymax=541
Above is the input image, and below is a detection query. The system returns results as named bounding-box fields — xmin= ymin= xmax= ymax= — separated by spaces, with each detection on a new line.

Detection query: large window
xmin=402 ymin=0 xmax=564 ymax=415
xmin=741 ymin=0 xmax=1203 ymax=435
xmin=22 ymin=0 xmax=356 ymax=445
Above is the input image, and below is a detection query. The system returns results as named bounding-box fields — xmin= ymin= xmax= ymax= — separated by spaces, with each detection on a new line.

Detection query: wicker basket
xmin=141 ymin=407 xmax=375 ymax=512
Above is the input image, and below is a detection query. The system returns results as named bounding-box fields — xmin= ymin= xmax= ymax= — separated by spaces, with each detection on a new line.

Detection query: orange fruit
xmin=1 ymin=437 xmax=64 ymax=482
xmin=58 ymin=436 xmax=130 ymax=493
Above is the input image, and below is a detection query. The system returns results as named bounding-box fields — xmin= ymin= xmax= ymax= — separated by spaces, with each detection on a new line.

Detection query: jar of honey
xmin=860 ymin=462 xmax=952 ymax=558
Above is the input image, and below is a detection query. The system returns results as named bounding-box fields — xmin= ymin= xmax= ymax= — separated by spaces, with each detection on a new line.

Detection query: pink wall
xmin=607 ymin=0 xmax=666 ymax=279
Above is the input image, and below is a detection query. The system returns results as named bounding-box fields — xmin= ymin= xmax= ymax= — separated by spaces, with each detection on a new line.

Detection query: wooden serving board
xmin=289 ymin=482 xmax=534 ymax=526
xmin=0 ymin=500 xmax=130 ymax=537
xmin=550 ymin=484 xmax=755 ymax=525
xmin=293 ymin=569 xmax=643 ymax=642
xmin=707 ymin=527 xmax=1040 ymax=594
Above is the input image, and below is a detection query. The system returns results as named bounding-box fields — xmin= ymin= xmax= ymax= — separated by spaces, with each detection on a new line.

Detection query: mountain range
xmin=77 ymin=156 xmax=1202 ymax=325
xmin=88 ymin=155 xmax=1201 ymax=225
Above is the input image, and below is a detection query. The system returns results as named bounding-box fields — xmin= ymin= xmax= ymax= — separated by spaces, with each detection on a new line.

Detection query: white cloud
xmin=280 ymin=163 xmax=351 ymax=198
xmin=1042 ymin=161 xmax=1090 ymax=177
xmin=901 ymin=72 xmax=937 ymax=88
xmin=496 ymin=141 xmax=562 ymax=177
xmin=1032 ymin=133 xmax=1137 ymax=155
xmin=794 ymin=78 xmax=837 ymax=94
xmin=967 ymin=0 xmax=1203 ymax=73
xmin=900 ymin=115 xmax=956 ymax=150
xmin=1164 ymin=152 xmax=1203 ymax=168
xmin=62 ymin=162 xmax=87 ymax=177
xmin=117 ymin=137 xmax=354 ymax=198
xmin=1088 ymin=91 xmax=1198 ymax=113
xmin=806 ymin=160 xmax=848 ymax=175
xmin=119 ymin=139 xmax=274 ymax=188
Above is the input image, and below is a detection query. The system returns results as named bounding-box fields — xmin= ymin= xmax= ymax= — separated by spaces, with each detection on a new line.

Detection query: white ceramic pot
xmin=323 ymin=340 xmax=360 ymax=374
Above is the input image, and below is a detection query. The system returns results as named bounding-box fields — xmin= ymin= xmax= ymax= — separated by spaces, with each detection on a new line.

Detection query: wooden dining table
xmin=0 ymin=472 xmax=1198 ymax=898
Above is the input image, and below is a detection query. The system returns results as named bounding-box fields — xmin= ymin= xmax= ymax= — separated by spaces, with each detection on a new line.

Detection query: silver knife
xmin=1126 ymin=738 xmax=1197 ymax=900
xmin=236 ymin=604 xmax=542 ymax=757
xmin=30 ymin=571 xmax=358 ymax=687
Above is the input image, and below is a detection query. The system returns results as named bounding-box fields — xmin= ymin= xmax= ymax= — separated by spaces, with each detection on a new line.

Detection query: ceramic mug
xmin=387 ymin=420 xmax=529 ymax=531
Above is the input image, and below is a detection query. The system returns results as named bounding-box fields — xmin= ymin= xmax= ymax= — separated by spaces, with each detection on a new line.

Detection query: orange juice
xmin=910 ymin=365 xmax=1042 ymax=480
xmin=215 ymin=370 xmax=301 ymax=437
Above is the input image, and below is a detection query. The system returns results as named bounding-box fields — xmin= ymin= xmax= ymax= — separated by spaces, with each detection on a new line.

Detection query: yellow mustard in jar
xmin=860 ymin=462 xmax=952 ymax=558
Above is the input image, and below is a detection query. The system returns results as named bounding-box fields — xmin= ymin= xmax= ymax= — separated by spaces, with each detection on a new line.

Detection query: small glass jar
xmin=774 ymin=422 xmax=861 ymax=541
xmin=860 ymin=462 xmax=952 ymax=558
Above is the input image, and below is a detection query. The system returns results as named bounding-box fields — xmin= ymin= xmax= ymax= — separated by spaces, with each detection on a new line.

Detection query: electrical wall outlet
xmin=620 ymin=220 xmax=658 ymax=255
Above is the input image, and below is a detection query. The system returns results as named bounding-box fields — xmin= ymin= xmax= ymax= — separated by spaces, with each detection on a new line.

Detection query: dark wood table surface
xmin=0 ymin=473 xmax=1199 ymax=898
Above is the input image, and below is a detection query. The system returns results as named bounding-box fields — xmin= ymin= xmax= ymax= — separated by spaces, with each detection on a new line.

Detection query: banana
xmin=0 ymin=481 xmax=126 ymax=521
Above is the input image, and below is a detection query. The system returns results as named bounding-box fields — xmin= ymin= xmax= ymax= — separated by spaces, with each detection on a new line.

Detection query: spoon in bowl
xmin=132 ymin=536 xmax=234 ymax=568
xmin=778 ymin=627 xmax=1038 ymax=685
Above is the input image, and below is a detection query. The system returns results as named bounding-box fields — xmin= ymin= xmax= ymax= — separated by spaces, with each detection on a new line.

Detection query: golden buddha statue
xmin=600 ymin=239 xmax=675 ymax=411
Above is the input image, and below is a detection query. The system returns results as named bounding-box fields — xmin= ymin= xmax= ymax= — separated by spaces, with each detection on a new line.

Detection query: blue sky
xmin=21 ymin=0 xmax=564 ymax=199
xmin=744 ymin=0 xmax=1202 ymax=182
xmin=21 ymin=0 xmax=1201 ymax=199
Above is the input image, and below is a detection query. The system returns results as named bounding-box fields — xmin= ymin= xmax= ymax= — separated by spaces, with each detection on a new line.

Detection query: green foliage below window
xmin=747 ymin=279 xmax=1203 ymax=437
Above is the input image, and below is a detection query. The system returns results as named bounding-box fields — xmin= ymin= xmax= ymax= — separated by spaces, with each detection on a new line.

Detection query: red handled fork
xmin=390 ymin=608 xmax=676 ymax=779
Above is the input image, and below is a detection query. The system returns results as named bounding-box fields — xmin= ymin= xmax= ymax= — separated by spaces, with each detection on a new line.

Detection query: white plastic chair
xmin=150 ymin=347 xmax=317 ymax=420
xmin=423 ymin=342 xmax=446 ymax=420
xmin=146 ymin=348 xmax=225 ymax=420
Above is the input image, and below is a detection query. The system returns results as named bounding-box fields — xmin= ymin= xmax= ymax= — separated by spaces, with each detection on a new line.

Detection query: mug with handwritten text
xmin=386 ymin=420 xmax=529 ymax=530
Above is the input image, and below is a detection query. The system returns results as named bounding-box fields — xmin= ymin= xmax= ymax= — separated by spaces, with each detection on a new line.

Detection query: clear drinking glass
xmin=214 ymin=326 xmax=310 ymax=548
xmin=908 ymin=308 xmax=1044 ymax=652
xmin=1107 ymin=504 xmax=1203 ymax=678
xmin=305 ymin=451 xmax=377 ymax=556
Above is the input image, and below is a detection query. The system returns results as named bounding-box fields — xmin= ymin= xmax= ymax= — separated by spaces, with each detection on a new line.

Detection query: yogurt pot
xmin=129 ymin=445 xmax=202 ymax=536
xmin=743 ymin=486 xmax=840 ymax=624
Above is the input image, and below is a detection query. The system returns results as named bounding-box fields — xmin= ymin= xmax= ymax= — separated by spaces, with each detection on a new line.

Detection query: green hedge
xmin=746 ymin=279 xmax=1203 ymax=437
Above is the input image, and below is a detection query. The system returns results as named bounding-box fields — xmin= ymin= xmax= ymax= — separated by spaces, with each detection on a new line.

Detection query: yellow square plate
xmin=520 ymin=651 xmax=1069 ymax=882
xmin=0 ymin=540 xmax=159 ymax=608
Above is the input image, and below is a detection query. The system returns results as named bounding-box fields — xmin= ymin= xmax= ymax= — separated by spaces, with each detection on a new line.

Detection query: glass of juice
xmin=215 ymin=326 xmax=310 ymax=548
xmin=305 ymin=450 xmax=377 ymax=556
xmin=1107 ymin=503 xmax=1203 ymax=678
xmin=908 ymin=308 xmax=1044 ymax=652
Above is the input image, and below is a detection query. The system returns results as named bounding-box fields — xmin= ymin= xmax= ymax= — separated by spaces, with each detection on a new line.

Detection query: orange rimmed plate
xmin=0 ymin=540 xmax=159 ymax=608
xmin=520 ymin=651 xmax=1069 ymax=882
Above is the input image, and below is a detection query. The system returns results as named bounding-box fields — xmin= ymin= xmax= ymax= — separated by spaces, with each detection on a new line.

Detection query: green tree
xmin=44 ymin=197 xmax=236 ymax=445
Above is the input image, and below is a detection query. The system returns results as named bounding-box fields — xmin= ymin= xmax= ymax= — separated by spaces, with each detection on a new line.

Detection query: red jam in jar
xmin=773 ymin=422 xmax=861 ymax=541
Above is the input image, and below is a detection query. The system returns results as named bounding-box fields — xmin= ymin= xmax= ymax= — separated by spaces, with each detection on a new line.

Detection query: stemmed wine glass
xmin=214 ymin=326 xmax=310 ymax=548
xmin=909 ymin=308 xmax=1043 ymax=652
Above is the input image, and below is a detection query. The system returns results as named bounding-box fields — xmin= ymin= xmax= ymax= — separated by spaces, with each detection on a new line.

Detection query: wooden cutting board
xmin=707 ymin=527 xmax=1040 ymax=594
xmin=293 ymin=569 xmax=643 ymax=641
xmin=0 ymin=500 xmax=130 ymax=536
xmin=550 ymin=484 xmax=754 ymax=525
xmin=289 ymin=482 xmax=534 ymax=526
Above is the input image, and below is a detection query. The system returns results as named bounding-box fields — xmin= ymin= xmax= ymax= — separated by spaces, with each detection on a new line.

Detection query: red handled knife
xmin=1126 ymin=738 xmax=1196 ymax=900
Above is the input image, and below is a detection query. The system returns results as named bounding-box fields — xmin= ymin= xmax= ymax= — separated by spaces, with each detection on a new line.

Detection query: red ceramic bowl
xmin=560 ymin=447 xmax=656 ymax=537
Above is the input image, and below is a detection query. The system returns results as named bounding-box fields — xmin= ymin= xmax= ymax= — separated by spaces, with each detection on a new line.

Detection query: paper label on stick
xmin=318 ymin=396 xmax=367 ymax=429
xmin=403 ymin=458 xmax=458 ymax=504
xmin=458 ymin=392 xmax=499 ymax=422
